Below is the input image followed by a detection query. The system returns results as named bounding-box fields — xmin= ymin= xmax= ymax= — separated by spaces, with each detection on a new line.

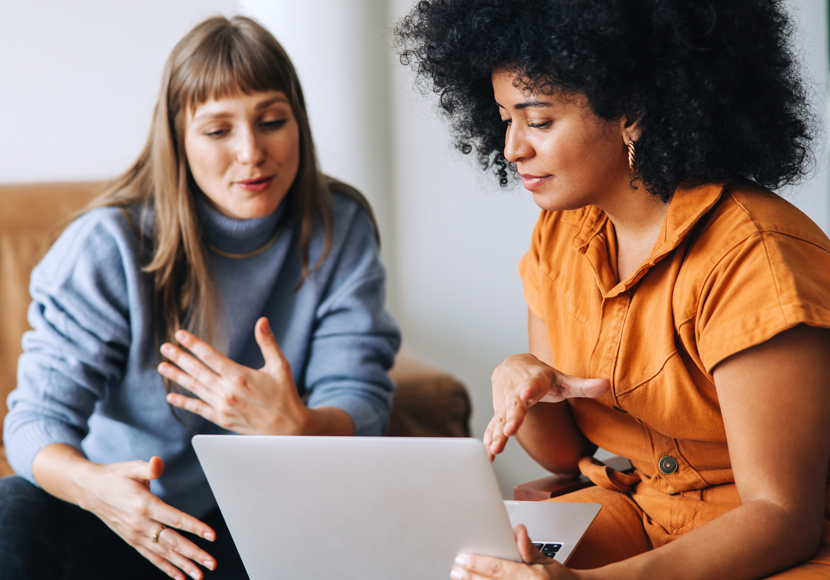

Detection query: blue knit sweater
xmin=5 ymin=189 xmax=400 ymax=517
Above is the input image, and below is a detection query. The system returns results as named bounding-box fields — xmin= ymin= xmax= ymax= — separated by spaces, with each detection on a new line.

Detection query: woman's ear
xmin=620 ymin=115 xmax=642 ymax=144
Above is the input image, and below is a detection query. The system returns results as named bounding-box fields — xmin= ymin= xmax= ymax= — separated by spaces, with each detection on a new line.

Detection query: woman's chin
xmin=530 ymin=188 xmax=584 ymax=213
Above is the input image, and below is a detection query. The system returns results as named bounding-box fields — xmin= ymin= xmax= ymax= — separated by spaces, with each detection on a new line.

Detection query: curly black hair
xmin=395 ymin=0 xmax=817 ymax=202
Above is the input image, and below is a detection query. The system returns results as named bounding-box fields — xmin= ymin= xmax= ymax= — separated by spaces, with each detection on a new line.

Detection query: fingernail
xmin=203 ymin=560 xmax=214 ymax=570
xmin=175 ymin=330 xmax=187 ymax=342
xmin=450 ymin=568 xmax=464 ymax=579
xmin=190 ymin=571 xmax=199 ymax=580
xmin=203 ymin=532 xmax=215 ymax=541
xmin=455 ymin=555 xmax=469 ymax=566
xmin=160 ymin=344 xmax=172 ymax=356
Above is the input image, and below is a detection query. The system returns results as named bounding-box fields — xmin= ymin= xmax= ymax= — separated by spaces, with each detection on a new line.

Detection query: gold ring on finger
xmin=152 ymin=524 xmax=166 ymax=544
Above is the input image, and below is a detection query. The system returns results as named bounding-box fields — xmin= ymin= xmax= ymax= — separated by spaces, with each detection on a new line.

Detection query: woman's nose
xmin=503 ymin=124 xmax=533 ymax=163
xmin=235 ymin=127 xmax=266 ymax=166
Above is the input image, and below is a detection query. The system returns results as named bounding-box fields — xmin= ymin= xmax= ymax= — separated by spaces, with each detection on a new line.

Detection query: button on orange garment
xmin=519 ymin=180 xmax=830 ymax=548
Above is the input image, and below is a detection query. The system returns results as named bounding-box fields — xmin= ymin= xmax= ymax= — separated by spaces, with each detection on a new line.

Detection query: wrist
xmin=298 ymin=406 xmax=355 ymax=436
xmin=294 ymin=404 xmax=316 ymax=435
xmin=69 ymin=459 xmax=103 ymax=510
xmin=32 ymin=443 xmax=96 ymax=509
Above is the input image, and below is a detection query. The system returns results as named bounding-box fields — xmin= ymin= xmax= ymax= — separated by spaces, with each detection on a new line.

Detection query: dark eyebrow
xmin=516 ymin=100 xmax=553 ymax=110
xmin=193 ymin=110 xmax=232 ymax=120
xmin=255 ymin=95 xmax=290 ymax=110
xmin=495 ymin=100 xmax=553 ymax=110
xmin=192 ymin=95 xmax=290 ymax=120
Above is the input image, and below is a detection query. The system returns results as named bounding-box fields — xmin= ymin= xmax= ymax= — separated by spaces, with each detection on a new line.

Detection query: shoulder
xmin=705 ymin=181 xmax=829 ymax=249
xmin=324 ymin=181 xmax=380 ymax=252
xmin=52 ymin=205 xmax=145 ymax=254
xmin=33 ymin=205 xmax=148 ymax=291
xmin=686 ymin=181 xmax=830 ymax=275
xmin=24 ymin=206 xmax=150 ymax=342
xmin=328 ymin=181 xmax=377 ymax=233
xmin=678 ymin=182 xmax=830 ymax=370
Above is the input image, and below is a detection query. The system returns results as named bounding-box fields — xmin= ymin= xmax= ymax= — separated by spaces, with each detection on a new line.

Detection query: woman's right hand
xmin=452 ymin=524 xmax=581 ymax=580
xmin=32 ymin=444 xmax=216 ymax=580
xmin=71 ymin=455 xmax=216 ymax=580
xmin=483 ymin=354 xmax=610 ymax=460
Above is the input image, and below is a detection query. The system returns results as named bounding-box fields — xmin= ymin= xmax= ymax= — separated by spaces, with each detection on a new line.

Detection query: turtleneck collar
xmin=194 ymin=193 xmax=286 ymax=255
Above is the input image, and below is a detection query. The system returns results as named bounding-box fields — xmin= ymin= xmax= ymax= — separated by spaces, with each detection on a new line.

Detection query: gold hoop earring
xmin=627 ymin=140 xmax=637 ymax=171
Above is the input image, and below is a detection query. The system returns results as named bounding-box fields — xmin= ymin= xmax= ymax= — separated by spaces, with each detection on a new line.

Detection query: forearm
xmin=519 ymin=310 xmax=597 ymax=475
xmin=582 ymin=500 xmax=822 ymax=580
xmin=301 ymin=406 xmax=355 ymax=436
xmin=515 ymin=402 xmax=595 ymax=477
xmin=303 ymin=379 xmax=393 ymax=436
xmin=31 ymin=443 xmax=98 ymax=509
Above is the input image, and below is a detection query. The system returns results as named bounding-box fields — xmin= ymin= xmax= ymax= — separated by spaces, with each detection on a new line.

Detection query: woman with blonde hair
xmin=1 ymin=15 xmax=399 ymax=580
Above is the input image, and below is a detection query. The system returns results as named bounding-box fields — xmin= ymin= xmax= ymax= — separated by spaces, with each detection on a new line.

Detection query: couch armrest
xmin=0 ymin=181 xmax=104 ymax=481
xmin=0 ymin=447 xmax=13 ymax=479
xmin=513 ymin=473 xmax=593 ymax=501
xmin=513 ymin=455 xmax=633 ymax=500
xmin=386 ymin=346 xmax=471 ymax=437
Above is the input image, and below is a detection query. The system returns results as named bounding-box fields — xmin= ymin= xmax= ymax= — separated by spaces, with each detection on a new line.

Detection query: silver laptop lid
xmin=193 ymin=436 xmax=521 ymax=580
xmin=193 ymin=435 xmax=599 ymax=580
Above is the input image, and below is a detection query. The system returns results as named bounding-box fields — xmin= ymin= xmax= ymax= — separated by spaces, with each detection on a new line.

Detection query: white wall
xmin=785 ymin=0 xmax=830 ymax=232
xmin=2 ymin=0 xmax=828 ymax=499
xmin=0 ymin=0 xmax=240 ymax=183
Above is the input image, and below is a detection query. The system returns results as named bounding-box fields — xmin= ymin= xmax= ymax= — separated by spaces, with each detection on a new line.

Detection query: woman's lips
xmin=520 ymin=174 xmax=552 ymax=190
xmin=236 ymin=176 xmax=274 ymax=193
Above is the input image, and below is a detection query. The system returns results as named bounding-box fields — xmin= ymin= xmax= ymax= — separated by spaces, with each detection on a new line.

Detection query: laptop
xmin=192 ymin=435 xmax=599 ymax=580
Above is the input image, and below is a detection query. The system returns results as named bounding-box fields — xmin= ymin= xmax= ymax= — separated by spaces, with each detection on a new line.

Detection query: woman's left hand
xmin=158 ymin=317 xmax=313 ymax=435
xmin=451 ymin=525 xmax=580 ymax=580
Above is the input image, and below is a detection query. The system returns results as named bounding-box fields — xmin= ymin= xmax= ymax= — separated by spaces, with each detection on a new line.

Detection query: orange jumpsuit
xmin=518 ymin=181 xmax=830 ymax=577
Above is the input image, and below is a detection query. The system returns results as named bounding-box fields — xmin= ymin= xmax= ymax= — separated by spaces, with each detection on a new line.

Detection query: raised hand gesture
xmin=483 ymin=354 xmax=609 ymax=459
xmin=158 ymin=317 xmax=353 ymax=436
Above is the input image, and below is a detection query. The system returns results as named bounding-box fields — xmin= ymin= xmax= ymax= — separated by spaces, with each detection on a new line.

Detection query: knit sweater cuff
xmin=5 ymin=420 xmax=85 ymax=485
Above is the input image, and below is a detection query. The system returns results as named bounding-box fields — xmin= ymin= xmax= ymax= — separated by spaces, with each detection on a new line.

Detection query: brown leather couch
xmin=0 ymin=182 xmax=471 ymax=478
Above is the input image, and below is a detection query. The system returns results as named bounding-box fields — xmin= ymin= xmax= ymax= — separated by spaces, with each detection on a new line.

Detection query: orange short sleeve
xmin=697 ymin=231 xmax=830 ymax=373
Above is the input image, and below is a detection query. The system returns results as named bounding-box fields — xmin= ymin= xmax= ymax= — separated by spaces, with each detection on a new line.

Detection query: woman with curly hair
xmin=397 ymin=1 xmax=830 ymax=578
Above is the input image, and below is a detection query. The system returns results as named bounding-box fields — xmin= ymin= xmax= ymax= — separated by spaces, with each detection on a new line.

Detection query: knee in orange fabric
xmin=547 ymin=486 xmax=652 ymax=569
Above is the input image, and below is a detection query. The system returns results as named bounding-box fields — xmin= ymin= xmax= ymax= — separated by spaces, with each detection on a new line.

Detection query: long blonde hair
xmin=85 ymin=16 xmax=377 ymax=371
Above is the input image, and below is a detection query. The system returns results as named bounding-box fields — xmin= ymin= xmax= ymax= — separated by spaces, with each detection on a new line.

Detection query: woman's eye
xmin=205 ymin=129 xmax=227 ymax=138
xmin=262 ymin=119 xmax=288 ymax=129
xmin=528 ymin=121 xmax=552 ymax=129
